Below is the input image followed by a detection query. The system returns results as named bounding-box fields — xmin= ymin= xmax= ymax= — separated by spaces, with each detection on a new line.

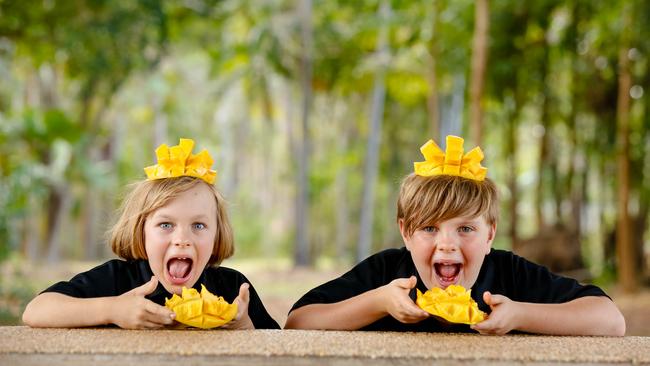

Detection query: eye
xmin=193 ymin=223 xmax=206 ymax=230
xmin=159 ymin=223 xmax=173 ymax=230
xmin=422 ymin=226 xmax=437 ymax=233
xmin=459 ymin=226 xmax=474 ymax=233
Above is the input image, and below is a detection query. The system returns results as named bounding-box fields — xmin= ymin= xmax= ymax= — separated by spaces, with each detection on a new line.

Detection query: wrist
xmin=372 ymin=285 xmax=391 ymax=317
xmin=511 ymin=301 xmax=525 ymax=331
xmin=99 ymin=297 xmax=116 ymax=325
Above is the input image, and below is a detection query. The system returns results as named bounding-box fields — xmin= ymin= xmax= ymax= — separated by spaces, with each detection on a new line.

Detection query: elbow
xmin=600 ymin=300 xmax=626 ymax=336
xmin=21 ymin=301 xmax=39 ymax=327
xmin=610 ymin=310 xmax=626 ymax=337
xmin=283 ymin=312 xmax=300 ymax=329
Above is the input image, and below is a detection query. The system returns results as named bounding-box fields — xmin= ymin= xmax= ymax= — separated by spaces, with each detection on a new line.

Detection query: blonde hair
xmin=397 ymin=174 xmax=499 ymax=237
xmin=109 ymin=176 xmax=234 ymax=266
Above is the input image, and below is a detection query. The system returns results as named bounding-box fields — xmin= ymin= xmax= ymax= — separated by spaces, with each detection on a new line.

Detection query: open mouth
xmin=434 ymin=262 xmax=462 ymax=288
xmin=166 ymin=257 xmax=194 ymax=285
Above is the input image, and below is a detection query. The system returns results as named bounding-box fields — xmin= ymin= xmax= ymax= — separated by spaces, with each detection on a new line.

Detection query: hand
xmin=222 ymin=283 xmax=255 ymax=329
xmin=380 ymin=276 xmax=430 ymax=324
xmin=110 ymin=276 xmax=175 ymax=329
xmin=471 ymin=291 xmax=521 ymax=335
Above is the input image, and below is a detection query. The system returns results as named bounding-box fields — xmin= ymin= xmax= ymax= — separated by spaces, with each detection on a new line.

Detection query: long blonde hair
xmin=397 ymin=174 xmax=499 ymax=237
xmin=109 ymin=176 xmax=234 ymax=266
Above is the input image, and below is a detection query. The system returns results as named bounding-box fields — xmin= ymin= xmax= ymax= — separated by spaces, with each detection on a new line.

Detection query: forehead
xmin=150 ymin=183 xmax=217 ymax=218
xmin=425 ymin=214 xmax=489 ymax=227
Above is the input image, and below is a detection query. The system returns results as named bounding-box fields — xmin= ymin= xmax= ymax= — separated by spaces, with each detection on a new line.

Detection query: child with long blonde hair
xmin=23 ymin=138 xmax=279 ymax=329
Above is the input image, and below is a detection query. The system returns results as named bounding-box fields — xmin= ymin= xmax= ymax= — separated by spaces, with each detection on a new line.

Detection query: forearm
xmin=285 ymin=288 xmax=387 ymax=330
xmin=514 ymin=296 xmax=625 ymax=336
xmin=22 ymin=292 xmax=114 ymax=328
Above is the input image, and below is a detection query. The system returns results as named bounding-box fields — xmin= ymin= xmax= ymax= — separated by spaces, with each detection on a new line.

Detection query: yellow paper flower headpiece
xmin=165 ymin=285 xmax=238 ymax=329
xmin=416 ymin=285 xmax=486 ymax=325
xmin=144 ymin=138 xmax=217 ymax=184
xmin=413 ymin=135 xmax=487 ymax=181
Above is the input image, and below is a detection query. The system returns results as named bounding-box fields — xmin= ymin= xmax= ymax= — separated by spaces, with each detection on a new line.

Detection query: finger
xmin=471 ymin=316 xmax=497 ymax=333
xmin=141 ymin=320 xmax=166 ymax=330
xmin=400 ymin=297 xmax=430 ymax=318
xmin=145 ymin=300 xmax=175 ymax=324
xmin=128 ymin=276 xmax=159 ymax=297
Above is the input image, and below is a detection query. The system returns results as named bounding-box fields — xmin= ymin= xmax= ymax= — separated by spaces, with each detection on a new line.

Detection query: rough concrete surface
xmin=1 ymin=326 xmax=648 ymax=365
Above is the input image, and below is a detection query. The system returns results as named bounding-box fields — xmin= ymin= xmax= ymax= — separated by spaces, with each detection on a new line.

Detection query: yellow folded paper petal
xmin=165 ymin=284 xmax=238 ymax=329
xmin=413 ymin=135 xmax=487 ymax=181
xmin=416 ymin=285 xmax=486 ymax=325
xmin=144 ymin=138 xmax=217 ymax=184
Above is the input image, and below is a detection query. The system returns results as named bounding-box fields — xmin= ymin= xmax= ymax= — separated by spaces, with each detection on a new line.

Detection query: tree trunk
xmin=294 ymin=0 xmax=313 ymax=266
xmin=508 ymin=96 xmax=522 ymax=251
xmin=535 ymin=47 xmax=551 ymax=230
xmin=259 ymin=74 xmax=277 ymax=257
xmin=335 ymin=105 xmax=351 ymax=260
xmin=468 ymin=0 xmax=489 ymax=147
xmin=615 ymin=3 xmax=636 ymax=293
xmin=153 ymin=92 xmax=168 ymax=149
xmin=357 ymin=0 xmax=391 ymax=262
xmin=426 ymin=2 xmax=440 ymax=141
xmin=46 ymin=185 xmax=71 ymax=264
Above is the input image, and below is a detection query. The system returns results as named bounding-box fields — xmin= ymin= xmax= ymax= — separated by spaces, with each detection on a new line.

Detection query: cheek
xmin=410 ymin=242 xmax=434 ymax=262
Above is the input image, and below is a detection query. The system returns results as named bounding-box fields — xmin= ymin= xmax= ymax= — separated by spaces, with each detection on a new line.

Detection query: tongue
xmin=168 ymin=259 xmax=191 ymax=278
xmin=438 ymin=264 xmax=459 ymax=278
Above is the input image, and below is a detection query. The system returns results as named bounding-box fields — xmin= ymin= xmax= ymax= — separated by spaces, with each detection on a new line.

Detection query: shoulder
xmin=75 ymin=259 xmax=138 ymax=277
xmin=485 ymin=249 xmax=525 ymax=267
xmin=206 ymin=265 xmax=246 ymax=277
xmin=346 ymin=246 xmax=414 ymax=284
xmin=203 ymin=265 xmax=250 ymax=285
xmin=360 ymin=247 xmax=410 ymax=267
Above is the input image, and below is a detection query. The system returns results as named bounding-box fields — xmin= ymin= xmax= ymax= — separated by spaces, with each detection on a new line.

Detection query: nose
xmin=436 ymin=230 xmax=458 ymax=253
xmin=174 ymin=240 xmax=191 ymax=247
xmin=173 ymin=228 xmax=192 ymax=247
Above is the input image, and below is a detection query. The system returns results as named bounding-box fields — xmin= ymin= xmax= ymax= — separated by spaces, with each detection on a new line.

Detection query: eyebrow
xmin=151 ymin=214 xmax=210 ymax=221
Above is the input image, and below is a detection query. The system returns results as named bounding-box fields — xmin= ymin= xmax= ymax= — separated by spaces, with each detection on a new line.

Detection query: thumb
xmin=236 ymin=283 xmax=250 ymax=306
xmin=129 ymin=276 xmax=159 ymax=296
xmin=395 ymin=276 xmax=418 ymax=289
xmin=483 ymin=291 xmax=505 ymax=308
xmin=235 ymin=283 xmax=250 ymax=319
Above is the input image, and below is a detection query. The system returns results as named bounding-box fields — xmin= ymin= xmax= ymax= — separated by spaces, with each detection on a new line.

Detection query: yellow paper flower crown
xmin=413 ymin=135 xmax=487 ymax=181
xmin=144 ymin=138 xmax=217 ymax=184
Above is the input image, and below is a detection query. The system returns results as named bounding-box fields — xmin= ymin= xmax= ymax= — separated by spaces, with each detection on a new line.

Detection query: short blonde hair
xmin=397 ymin=174 xmax=499 ymax=237
xmin=109 ymin=176 xmax=234 ymax=266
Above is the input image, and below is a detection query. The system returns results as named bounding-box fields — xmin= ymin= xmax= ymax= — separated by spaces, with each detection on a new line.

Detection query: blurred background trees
xmin=1 ymin=0 xmax=649 ymax=295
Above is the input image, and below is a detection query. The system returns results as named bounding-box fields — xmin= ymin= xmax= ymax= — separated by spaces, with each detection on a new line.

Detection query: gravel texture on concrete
xmin=1 ymin=326 xmax=648 ymax=364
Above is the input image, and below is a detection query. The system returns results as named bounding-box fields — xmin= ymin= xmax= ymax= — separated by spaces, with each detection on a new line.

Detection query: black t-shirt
xmin=43 ymin=259 xmax=280 ymax=329
xmin=290 ymin=248 xmax=608 ymax=332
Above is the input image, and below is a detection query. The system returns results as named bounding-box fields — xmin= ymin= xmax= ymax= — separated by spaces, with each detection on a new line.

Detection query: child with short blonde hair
xmin=23 ymin=138 xmax=279 ymax=329
xmin=286 ymin=136 xmax=625 ymax=335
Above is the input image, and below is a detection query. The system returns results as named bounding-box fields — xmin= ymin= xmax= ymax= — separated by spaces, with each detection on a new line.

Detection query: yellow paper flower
xmin=416 ymin=285 xmax=486 ymax=325
xmin=144 ymin=138 xmax=217 ymax=184
xmin=165 ymin=285 xmax=238 ymax=329
xmin=413 ymin=135 xmax=487 ymax=181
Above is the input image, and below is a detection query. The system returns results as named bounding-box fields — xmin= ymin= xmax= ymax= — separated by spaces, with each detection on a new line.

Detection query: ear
xmin=485 ymin=223 xmax=497 ymax=255
xmin=398 ymin=219 xmax=412 ymax=251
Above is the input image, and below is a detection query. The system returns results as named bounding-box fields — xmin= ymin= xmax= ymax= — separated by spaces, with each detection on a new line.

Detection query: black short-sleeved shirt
xmin=44 ymin=259 xmax=280 ymax=329
xmin=290 ymin=248 xmax=608 ymax=332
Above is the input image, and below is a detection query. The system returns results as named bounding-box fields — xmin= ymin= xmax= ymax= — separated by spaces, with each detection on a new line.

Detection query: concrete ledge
xmin=1 ymin=326 xmax=648 ymax=365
